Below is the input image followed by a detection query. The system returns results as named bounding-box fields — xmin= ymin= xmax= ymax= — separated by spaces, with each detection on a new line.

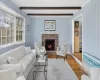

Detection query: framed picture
xmin=75 ymin=21 xmax=79 ymax=28
xmin=44 ymin=20 xmax=56 ymax=31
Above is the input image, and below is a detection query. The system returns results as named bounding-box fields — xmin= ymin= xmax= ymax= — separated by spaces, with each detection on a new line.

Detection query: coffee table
xmin=33 ymin=54 xmax=48 ymax=80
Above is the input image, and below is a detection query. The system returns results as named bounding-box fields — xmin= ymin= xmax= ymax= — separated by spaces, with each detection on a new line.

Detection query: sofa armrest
xmin=0 ymin=68 xmax=16 ymax=80
xmin=81 ymin=75 xmax=90 ymax=80
xmin=13 ymin=63 xmax=24 ymax=76
xmin=90 ymin=68 xmax=100 ymax=80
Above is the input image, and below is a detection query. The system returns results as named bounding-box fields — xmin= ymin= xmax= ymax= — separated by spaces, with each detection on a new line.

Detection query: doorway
xmin=72 ymin=14 xmax=83 ymax=62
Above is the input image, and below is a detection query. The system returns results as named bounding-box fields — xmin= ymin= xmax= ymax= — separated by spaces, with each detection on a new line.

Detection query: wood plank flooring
xmin=48 ymin=54 xmax=84 ymax=80
xmin=66 ymin=55 xmax=84 ymax=80
xmin=74 ymin=53 xmax=82 ymax=62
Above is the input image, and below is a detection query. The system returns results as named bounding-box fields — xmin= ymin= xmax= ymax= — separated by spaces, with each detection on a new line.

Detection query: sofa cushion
xmin=0 ymin=46 xmax=26 ymax=64
xmin=7 ymin=56 xmax=18 ymax=64
xmin=25 ymin=47 xmax=32 ymax=54
xmin=0 ymin=68 xmax=16 ymax=80
xmin=19 ymin=53 xmax=35 ymax=72
xmin=0 ymin=63 xmax=23 ymax=73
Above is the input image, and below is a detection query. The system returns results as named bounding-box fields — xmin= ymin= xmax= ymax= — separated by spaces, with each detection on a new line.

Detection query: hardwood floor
xmin=66 ymin=55 xmax=84 ymax=80
xmin=74 ymin=53 xmax=82 ymax=62
xmin=48 ymin=54 xmax=84 ymax=80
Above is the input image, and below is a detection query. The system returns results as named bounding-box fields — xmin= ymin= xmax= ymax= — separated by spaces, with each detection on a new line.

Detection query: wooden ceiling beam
xmin=20 ymin=7 xmax=81 ymax=10
xmin=27 ymin=13 xmax=73 ymax=16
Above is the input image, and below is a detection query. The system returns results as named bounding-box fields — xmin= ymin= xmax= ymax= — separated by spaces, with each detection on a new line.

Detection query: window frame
xmin=0 ymin=2 xmax=25 ymax=49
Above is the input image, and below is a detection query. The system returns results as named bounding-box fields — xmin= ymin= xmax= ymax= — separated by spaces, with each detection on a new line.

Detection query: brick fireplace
xmin=42 ymin=34 xmax=59 ymax=55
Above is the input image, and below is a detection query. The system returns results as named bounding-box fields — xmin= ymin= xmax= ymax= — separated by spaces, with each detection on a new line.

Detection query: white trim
xmin=41 ymin=31 xmax=59 ymax=34
xmin=10 ymin=0 xmax=20 ymax=7
xmin=81 ymin=0 xmax=91 ymax=7
xmin=0 ymin=1 xmax=24 ymax=18
xmin=67 ymin=52 xmax=71 ymax=54
xmin=14 ymin=17 xmax=16 ymax=43
xmin=71 ymin=54 xmax=82 ymax=66
xmin=72 ymin=14 xmax=83 ymax=61
xmin=23 ymin=18 xmax=25 ymax=42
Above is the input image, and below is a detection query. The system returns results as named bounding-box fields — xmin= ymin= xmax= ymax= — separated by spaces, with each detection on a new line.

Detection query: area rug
xmin=27 ymin=59 xmax=78 ymax=80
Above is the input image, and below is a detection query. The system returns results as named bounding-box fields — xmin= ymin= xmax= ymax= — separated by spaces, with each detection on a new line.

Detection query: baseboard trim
xmin=67 ymin=52 xmax=71 ymax=54
xmin=70 ymin=54 xmax=82 ymax=66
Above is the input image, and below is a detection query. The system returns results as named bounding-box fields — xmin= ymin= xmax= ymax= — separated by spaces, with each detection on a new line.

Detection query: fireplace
xmin=45 ymin=39 xmax=55 ymax=51
xmin=42 ymin=34 xmax=59 ymax=55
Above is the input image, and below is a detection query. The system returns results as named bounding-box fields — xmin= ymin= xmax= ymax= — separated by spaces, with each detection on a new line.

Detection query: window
xmin=0 ymin=9 xmax=25 ymax=47
xmin=0 ymin=23 xmax=14 ymax=45
xmin=16 ymin=17 xmax=23 ymax=42
xmin=0 ymin=10 xmax=15 ymax=45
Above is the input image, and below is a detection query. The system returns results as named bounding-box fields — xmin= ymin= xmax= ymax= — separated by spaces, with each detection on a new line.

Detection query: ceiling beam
xmin=27 ymin=14 xmax=73 ymax=16
xmin=20 ymin=7 xmax=81 ymax=10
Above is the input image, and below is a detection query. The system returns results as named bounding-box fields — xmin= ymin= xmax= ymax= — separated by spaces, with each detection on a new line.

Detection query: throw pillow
xmin=25 ymin=47 xmax=32 ymax=54
xmin=7 ymin=56 xmax=18 ymax=64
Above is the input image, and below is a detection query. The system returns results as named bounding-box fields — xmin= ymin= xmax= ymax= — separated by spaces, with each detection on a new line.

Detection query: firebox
xmin=45 ymin=39 xmax=55 ymax=51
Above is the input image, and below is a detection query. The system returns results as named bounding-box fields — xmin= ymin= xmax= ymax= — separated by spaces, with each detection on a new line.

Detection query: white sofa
xmin=82 ymin=53 xmax=100 ymax=80
xmin=0 ymin=46 xmax=37 ymax=79
xmin=0 ymin=68 xmax=26 ymax=80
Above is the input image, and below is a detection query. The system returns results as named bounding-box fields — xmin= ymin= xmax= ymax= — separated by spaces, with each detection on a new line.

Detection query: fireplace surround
xmin=42 ymin=34 xmax=59 ymax=55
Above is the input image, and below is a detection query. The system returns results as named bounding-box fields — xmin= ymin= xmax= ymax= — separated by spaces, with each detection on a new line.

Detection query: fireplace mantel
xmin=41 ymin=31 xmax=59 ymax=34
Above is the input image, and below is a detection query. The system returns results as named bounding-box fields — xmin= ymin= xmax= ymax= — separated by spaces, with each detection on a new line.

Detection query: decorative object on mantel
xmin=41 ymin=31 xmax=59 ymax=34
xmin=44 ymin=20 xmax=56 ymax=31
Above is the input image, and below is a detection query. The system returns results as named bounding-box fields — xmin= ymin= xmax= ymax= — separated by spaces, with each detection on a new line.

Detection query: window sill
xmin=0 ymin=42 xmax=25 ymax=49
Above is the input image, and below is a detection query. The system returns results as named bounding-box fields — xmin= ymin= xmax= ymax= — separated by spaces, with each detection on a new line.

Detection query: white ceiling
xmin=11 ymin=0 xmax=88 ymax=16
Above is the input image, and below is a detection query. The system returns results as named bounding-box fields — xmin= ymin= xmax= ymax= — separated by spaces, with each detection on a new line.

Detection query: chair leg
xmin=64 ymin=57 xmax=65 ymax=61
xmin=56 ymin=55 xmax=57 ymax=59
xmin=66 ymin=55 xmax=67 ymax=59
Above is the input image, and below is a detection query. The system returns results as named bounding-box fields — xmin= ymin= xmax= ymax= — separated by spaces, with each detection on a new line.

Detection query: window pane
xmin=7 ymin=37 xmax=9 ymax=43
xmin=16 ymin=18 xmax=23 ymax=42
xmin=2 ymin=29 xmax=6 ymax=37
xmin=2 ymin=37 xmax=6 ymax=44
xmin=0 ymin=37 xmax=1 ymax=45
xmin=0 ymin=29 xmax=1 ymax=37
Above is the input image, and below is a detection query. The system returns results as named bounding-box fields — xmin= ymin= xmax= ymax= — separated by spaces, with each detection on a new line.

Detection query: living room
xmin=0 ymin=0 xmax=100 ymax=80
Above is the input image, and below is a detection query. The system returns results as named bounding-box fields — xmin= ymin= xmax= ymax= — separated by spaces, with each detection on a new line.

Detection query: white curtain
xmin=0 ymin=9 xmax=13 ymax=28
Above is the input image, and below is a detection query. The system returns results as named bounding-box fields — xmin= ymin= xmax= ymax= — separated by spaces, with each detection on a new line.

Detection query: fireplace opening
xmin=45 ymin=39 xmax=55 ymax=51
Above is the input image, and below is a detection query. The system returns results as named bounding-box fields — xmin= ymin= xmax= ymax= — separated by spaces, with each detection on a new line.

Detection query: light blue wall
xmin=72 ymin=0 xmax=100 ymax=59
xmin=0 ymin=0 xmax=32 ymax=54
xmin=32 ymin=17 xmax=72 ymax=52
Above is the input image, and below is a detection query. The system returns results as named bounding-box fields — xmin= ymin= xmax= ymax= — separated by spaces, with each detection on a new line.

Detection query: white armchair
xmin=0 ymin=68 xmax=26 ymax=80
xmin=34 ymin=42 xmax=46 ymax=57
xmin=56 ymin=43 xmax=67 ymax=61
